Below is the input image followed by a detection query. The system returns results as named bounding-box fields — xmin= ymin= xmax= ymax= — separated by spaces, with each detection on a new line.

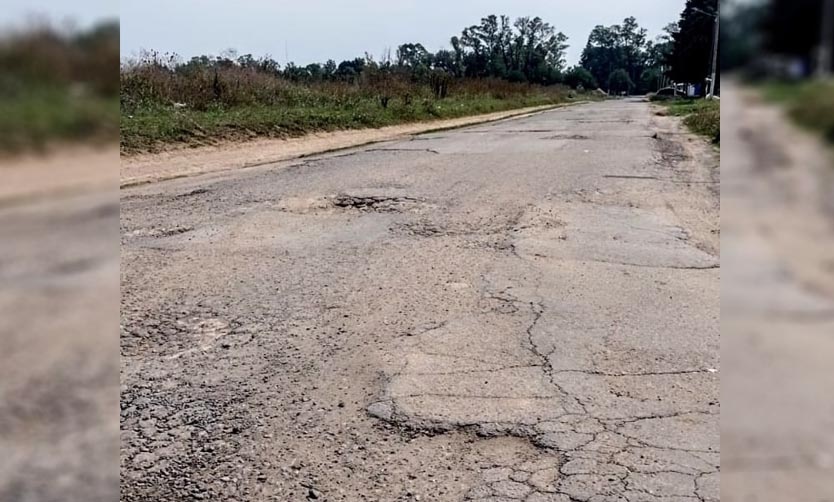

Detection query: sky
xmin=120 ymin=0 xmax=687 ymax=66
xmin=0 ymin=0 xmax=118 ymax=30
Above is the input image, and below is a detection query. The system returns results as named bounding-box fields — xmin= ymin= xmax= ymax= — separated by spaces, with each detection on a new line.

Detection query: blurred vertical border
xmin=0 ymin=11 xmax=120 ymax=502
xmin=722 ymin=0 xmax=834 ymax=501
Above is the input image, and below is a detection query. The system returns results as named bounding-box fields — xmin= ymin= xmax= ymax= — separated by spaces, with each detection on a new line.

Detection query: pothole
xmin=332 ymin=193 xmax=424 ymax=212
xmin=277 ymin=191 xmax=428 ymax=214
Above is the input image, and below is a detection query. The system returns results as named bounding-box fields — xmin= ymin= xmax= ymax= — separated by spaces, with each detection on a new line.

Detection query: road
xmin=120 ymin=99 xmax=720 ymax=502
xmin=721 ymin=81 xmax=834 ymax=501
xmin=0 ymin=160 xmax=118 ymax=502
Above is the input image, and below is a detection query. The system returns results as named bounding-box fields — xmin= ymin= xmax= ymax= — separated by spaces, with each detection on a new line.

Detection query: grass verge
xmin=761 ymin=80 xmax=834 ymax=142
xmin=121 ymin=91 xmax=587 ymax=154
xmin=654 ymin=97 xmax=720 ymax=145
xmin=0 ymin=87 xmax=118 ymax=153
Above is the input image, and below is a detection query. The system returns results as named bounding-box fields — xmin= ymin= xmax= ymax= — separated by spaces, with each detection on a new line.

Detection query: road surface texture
xmin=722 ymin=81 xmax=834 ymax=501
xmin=0 ymin=152 xmax=119 ymax=501
xmin=121 ymin=98 xmax=720 ymax=502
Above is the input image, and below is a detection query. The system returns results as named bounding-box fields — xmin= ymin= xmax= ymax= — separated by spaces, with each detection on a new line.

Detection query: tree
xmin=305 ymin=63 xmax=324 ymax=81
xmin=564 ymin=66 xmax=597 ymax=89
xmin=580 ymin=24 xmax=625 ymax=89
xmin=433 ymin=49 xmax=459 ymax=74
xmin=667 ymin=0 xmax=718 ymax=89
xmin=618 ymin=17 xmax=648 ymax=85
xmin=335 ymin=57 xmax=366 ymax=82
xmin=579 ymin=17 xmax=655 ymax=94
xmin=454 ymin=14 xmax=568 ymax=83
xmin=639 ymin=67 xmax=663 ymax=92
xmin=396 ymin=43 xmax=431 ymax=69
xmin=607 ymin=69 xmax=634 ymax=94
xmin=322 ymin=59 xmax=337 ymax=79
xmin=720 ymin=2 xmax=766 ymax=71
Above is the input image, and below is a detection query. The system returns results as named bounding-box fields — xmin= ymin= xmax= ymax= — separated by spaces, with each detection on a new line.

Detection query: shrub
xmin=607 ymin=69 xmax=634 ymax=95
xmin=564 ymin=66 xmax=597 ymax=90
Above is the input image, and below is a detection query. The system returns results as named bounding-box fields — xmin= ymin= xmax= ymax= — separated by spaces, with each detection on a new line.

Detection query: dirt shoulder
xmin=1 ymin=146 xmax=117 ymax=206
xmin=120 ymin=103 xmax=581 ymax=187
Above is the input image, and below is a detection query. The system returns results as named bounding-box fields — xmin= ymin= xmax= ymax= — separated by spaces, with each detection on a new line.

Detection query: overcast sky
xmin=0 ymin=0 xmax=118 ymax=30
xmin=120 ymin=0 xmax=686 ymax=66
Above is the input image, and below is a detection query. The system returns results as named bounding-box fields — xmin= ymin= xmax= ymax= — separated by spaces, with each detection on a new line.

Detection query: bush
xmin=607 ymin=69 xmax=634 ymax=95
xmin=787 ymin=81 xmax=834 ymax=142
xmin=564 ymin=66 xmax=597 ymax=90
xmin=0 ymin=21 xmax=119 ymax=152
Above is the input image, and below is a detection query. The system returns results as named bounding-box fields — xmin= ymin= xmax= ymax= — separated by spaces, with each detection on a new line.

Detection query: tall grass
xmin=0 ymin=21 xmax=119 ymax=153
xmin=120 ymin=53 xmax=582 ymax=153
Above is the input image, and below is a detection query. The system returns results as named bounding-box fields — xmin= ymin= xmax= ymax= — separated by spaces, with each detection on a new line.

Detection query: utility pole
xmin=707 ymin=13 xmax=719 ymax=99
xmin=818 ymin=0 xmax=834 ymax=77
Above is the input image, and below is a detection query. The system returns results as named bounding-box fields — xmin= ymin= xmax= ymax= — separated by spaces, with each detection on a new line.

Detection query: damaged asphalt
xmin=120 ymin=98 xmax=719 ymax=501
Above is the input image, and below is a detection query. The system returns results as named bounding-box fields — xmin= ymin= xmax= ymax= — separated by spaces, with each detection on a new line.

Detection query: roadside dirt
xmin=0 ymin=146 xmax=117 ymax=205
xmin=120 ymin=104 xmax=579 ymax=187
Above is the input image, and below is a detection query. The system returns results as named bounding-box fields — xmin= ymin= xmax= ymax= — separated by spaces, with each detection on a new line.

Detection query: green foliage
xmin=579 ymin=17 xmax=671 ymax=94
xmin=659 ymin=98 xmax=720 ymax=143
xmin=119 ymin=13 xmax=596 ymax=152
xmin=607 ymin=69 xmax=635 ymax=94
xmin=120 ymin=63 xmax=587 ymax=153
xmin=667 ymin=0 xmax=717 ymax=86
xmin=456 ymin=15 xmax=568 ymax=84
xmin=762 ymin=80 xmax=834 ymax=142
xmin=0 ymin=21 xmax=119 ymax=152
xmin=720 ymin=1 xmax=767 ymax=71
xmin=563 ymin=66 xmax=597 ymax=90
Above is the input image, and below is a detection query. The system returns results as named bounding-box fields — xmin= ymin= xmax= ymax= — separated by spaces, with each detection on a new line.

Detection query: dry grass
xmin=120 ymin=54 xmax=586 ymax=153
xmin=0 ymin=21 xmax=119 ymax=153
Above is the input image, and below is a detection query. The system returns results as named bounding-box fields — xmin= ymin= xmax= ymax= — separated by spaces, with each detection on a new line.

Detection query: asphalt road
xmin=120 ymin=99 xmax=720 ymax=501
xmin=0 ymin=187 xmax=119 ymax=502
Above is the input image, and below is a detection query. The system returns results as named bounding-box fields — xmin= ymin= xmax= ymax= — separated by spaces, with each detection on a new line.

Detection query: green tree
xmin=667 ymin=0 xmax=718 ymax=88
xmin=322 ymin=59 xmax=337 ymax=79
xmin=580 ymin=17 xmax=656 ymax=94
xmin=455 ymin=14 xmax=568 ymax=83
xmin=617 ymin=17 xmax=649 ymax=87
xmin=580 ymin=24 xmax=626 ymax=89
xmin=564 ymin=66 xmax=597 ymax=89
xmin=607 ymin=68 xmax=634 ymax=94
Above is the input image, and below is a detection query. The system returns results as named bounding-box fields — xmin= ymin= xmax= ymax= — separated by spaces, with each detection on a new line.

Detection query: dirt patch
xmin=1 ymin=146 xmax=117 ymax=206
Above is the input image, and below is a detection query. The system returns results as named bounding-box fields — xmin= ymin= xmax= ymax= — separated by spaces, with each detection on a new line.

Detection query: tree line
xmin=723 ymin=0 xmax=834 ymax=76
xmin=1 ymin=20 xmax=119 ymax=96
xmin=126 ymin=2 xmax=719 ymax=98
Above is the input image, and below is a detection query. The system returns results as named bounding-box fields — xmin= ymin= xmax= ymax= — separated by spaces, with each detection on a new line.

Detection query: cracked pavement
xmin=121 ymin=98 xmax=719 ymax=501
